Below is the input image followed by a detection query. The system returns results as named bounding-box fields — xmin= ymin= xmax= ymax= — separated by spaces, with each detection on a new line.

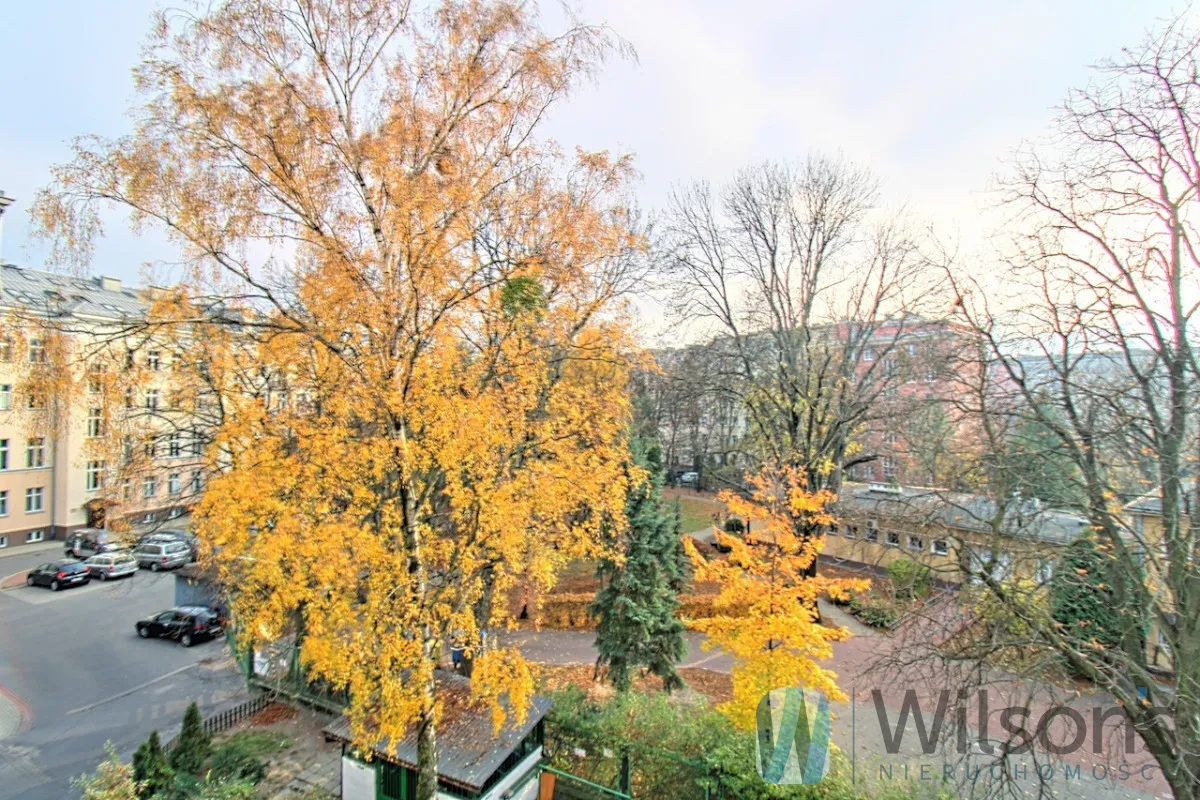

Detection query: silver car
xmin=84 ymin=552 xmax=138 ymax=580
xmin=135 ymin=541 xmax=191 ymax=572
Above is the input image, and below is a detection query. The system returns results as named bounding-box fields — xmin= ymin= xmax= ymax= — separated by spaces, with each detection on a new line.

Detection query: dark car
xmin=135 ymin=606 xmax=225 ymax=647
xmin=26 ymin=560 xmax=91 ymax=591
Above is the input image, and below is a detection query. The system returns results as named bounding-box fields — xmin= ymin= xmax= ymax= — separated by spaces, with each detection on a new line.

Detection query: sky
xmin=0 ymin=0 xmax=1186 ymax=318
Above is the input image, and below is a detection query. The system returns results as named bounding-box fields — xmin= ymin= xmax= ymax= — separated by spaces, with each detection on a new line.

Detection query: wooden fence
xmin=164 ymin=695 xmax=272 ymax=751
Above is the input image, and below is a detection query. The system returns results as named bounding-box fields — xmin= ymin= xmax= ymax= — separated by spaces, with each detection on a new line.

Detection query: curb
xmin=0 ymin=683 xmax=33 ymax=737
xmin=0 ymin=570 xmax=29 ymax=590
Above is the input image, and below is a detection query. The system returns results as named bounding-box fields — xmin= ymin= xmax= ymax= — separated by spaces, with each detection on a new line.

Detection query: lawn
xmin=671 ymin=496 xmax=721 ymax=534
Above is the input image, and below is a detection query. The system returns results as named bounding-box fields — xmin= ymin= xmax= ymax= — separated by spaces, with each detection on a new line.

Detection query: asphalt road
xmin=0 ymin=556 xmax=247 ymax=800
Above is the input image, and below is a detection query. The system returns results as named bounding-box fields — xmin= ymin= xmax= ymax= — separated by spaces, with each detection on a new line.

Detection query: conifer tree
xmin=592 ymin=442 xmax=689 ymax=692
xmin=131 ymin=730 xmax=173 ymax=799
xmin=169 ymin=702 xmax=212 ymax=775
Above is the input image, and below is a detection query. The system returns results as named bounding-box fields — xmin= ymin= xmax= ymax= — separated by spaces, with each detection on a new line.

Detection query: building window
xmin=865 ymin=520 xmax=878 ymax=542
xmin=882 ymin=456 xmax=898 ymax=480
xmin=882 ymin=385 xmax=899 ymax=399
xmin=1035 ymin=558 xmax=1055 ymax=584
xmin=142 ymin=512 xmax=155 ymax=524
xmin=168 ymin=473 xmax=181 ymax=495
xmin=0 ymin=439 xmax=7 ymax=470
xmin=0 ymin=384 xmax=10 ymax=411
xmin=123 ymin=436 xmax=134 ymax=464
xmin=27 ymin=393 xmax=43 ymax=409
xmin=87 ymin=376 xmax=102 ymax=394
xmin=168 ymin=433 xmax=181 ymax=458
xmin=145 ymin=438 xmax=157 ymax=459
xmin=26 ymin=529 xmax=44 ymax=543
xmin=907 ymin=535 xmax=924 ymax=552
xmin=26 ymin=437 xmax=45 ymax=468
xmin=25 ymin=487 xmax=44 ymax=514
xmin=143 ymin=475 xmax=157 ymax=499
xmin=147 ymin=351 xmax=161 ymax=371
xmin=885 ymin=531 xmax=901 ymax=547
xmin=882 ymin=357 xmax=898 ymax=378
xmin=0 ymin=490 xmax=7 ymax=516
xmin=87 ymin=408 xmax=104 ymax=438
xmin=86 ymin=460 xmax=105 ymax=491
xmin=122 ymin=479 xmax=132 ymax=501
xmin=190 ymin=470 xmax=203 ymax=493
xmin=923 ymin=367 xmax=937 ymax=384
xmin=882 ymin=430 xmax=899 ymax=446
xmin=125 ymin=350 xmax=135 ymax=370
xmin=906 ymin=343 xmax=918 ymax=357
xmin=125 ymin=388 xmax=135 ymax=409
xmin=843 ymin=524 xmax=857 ymax=539
xmin=190 ymin=435 xmax=204 ymax=458
xmin=931 ymin=538 xmax=949 ymax=556
xmin=862 ymin=347 xmax=875 ymax=362
xmin=168 ymin=507 xmax=182 ymax=519
xmin=0 ymin=536 xmax=6 ymax=548
xmin=0 ymin=337 xmax=11 ymax=361
xmin=145 ymin=389 xmax=159 ymax=410
xmin=1158 ymin=630 xmax=1172 ymax=653
xmin=28 ymin=339 xmax=46 ymax=363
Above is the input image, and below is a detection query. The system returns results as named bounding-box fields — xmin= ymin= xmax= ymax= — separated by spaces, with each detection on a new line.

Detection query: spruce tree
xmin=132 ymin=730 xmax=173 ymax=799
xmin=1050 ymin=534 xmax=1142 ymax=674
xmin=592 ymin=441 xmax=689 ymax=692
xmin=169 ymin=702 xmax=212 ymax=775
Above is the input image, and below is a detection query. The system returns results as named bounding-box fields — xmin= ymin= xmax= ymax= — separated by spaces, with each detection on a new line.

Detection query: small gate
xmin=540 ymin=765 xmax=631 ymax=800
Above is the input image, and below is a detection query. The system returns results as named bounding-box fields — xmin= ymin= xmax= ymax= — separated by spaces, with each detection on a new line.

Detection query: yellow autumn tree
xmin=684 ymin=463 xmax=868 ymax=729
xmin=32 ymin=2 xmax=643 ymax=797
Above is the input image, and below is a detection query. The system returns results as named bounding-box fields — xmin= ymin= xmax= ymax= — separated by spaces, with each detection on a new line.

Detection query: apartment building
xmin=822 ymin=481 xmax=1090 ymax=586
xmin=0 ymin=263 xmax=204 ymax=550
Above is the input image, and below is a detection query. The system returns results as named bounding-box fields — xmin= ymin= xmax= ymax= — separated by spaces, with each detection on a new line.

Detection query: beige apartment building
xmin=0 ymin=263 xmax=205 ymax=550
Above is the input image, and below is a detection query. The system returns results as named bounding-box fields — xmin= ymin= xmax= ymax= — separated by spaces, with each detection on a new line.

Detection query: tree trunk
xmin=415 ymin=684 xmax=439 ymax=800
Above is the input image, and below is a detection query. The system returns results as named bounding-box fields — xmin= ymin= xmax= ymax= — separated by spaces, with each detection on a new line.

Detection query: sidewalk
xmin=0 ymin=541 xmax=60 ymax=560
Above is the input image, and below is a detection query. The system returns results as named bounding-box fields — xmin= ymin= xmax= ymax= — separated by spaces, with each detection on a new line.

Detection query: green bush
xmin=132 ymin=730 xmax=174 ymax=799
xmin=723 ymin=517 xmax=745 ymax=534
xmin=207 ymin=729 xmax=292 ymax=785
xmin=886 ymin=558 xmax=932 ymax=600
xmin=169 ymin=702 xmax=212 ymax=776
xmin=848 ymin=595 xmax=899 ymax=629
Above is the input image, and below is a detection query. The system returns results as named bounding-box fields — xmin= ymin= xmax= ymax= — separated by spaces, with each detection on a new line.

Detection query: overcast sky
xmin=0 ymin=0 xmax=1185 ymax=298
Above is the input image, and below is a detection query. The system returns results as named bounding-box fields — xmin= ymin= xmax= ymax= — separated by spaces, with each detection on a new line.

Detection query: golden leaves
xmin=684 ymin=462 xmax=865 ymax=730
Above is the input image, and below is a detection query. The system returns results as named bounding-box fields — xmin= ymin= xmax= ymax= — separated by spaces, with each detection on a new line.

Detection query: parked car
xmin=84 ymin=552 xmax=138 ymax=581
xmin=65 ymin=528 xmax=122 ymax=559
xmin=135 ymin=540 xmax=191 ymax=572
xmin=139 ymin=530 xmax=198 ymax=561
xmin=679 ymin=471 xmax=699 ymax=486
xmin=135 ymin=606 xmax=225 ymax=647
xmin=26 ymin=559 xmax=91 ymax=591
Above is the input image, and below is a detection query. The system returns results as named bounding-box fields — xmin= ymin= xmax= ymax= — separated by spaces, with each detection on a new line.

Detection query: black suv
xmin=26 ymin=560 xmax=91 ymax=591
xmin=135 ymin=606 xmax=225 ymax=647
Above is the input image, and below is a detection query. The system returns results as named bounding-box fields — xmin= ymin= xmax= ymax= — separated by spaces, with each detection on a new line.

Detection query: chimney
xmin=99 ymin=275 xmax=122 ymax=292
xmin=0 ymin=191 xmax=13 ymax=262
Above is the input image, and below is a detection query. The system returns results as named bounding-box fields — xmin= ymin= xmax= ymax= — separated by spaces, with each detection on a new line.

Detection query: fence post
xmin=618 ymin=746 xmax=631 ymax=796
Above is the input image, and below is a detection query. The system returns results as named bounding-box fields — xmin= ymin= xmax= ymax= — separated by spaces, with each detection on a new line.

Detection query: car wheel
xmin=98 ymin=571 xmax=107 ymax=581
xmin=150 ymin=563 xmax=160 ymax=573
xmin=50 ymin=580 xmax=60 ymax=592
xmin=180 ymin=633 xmax=193 ymax=648
xmin=137 ymin=627 xmax=149 ymax=638
xmin=25 ymin=575 xmax=34 ymax=587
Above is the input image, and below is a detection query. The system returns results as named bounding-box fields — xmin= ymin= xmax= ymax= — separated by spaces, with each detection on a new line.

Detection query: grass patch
xmin=673 ymin=497 xmax=719 ymax=533
xmin=213 ymin=729 xmax=295 ymax=757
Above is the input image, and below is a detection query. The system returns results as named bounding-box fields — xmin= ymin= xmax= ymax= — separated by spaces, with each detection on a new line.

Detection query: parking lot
xmin=0 ymin=545 xmax=247 ymax=800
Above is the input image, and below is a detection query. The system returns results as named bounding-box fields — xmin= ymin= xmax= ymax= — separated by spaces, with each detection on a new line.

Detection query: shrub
xmin=723 ymin=517 xmax=745 ymax=534
xmin=132 ymin=730 xmax=174 ymax=798
xmin=886 ymin=558 xmax=932 ymax=600
xmin=848 ymin=595 xmax=899 ymax=629
xmin=169 ymin=702 xmax=212 ymax=776
xmin=209 ymin=744 xmax=266 ymax=785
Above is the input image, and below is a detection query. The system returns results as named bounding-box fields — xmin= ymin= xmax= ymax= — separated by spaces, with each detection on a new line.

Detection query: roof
xmin=1124 ymin=474 xmax=1197 ymax=518
xmin=838 ymin=482 xmax=1091 ymax=544
xmin=0 ymin=264 xmax=146 ymax=321
xmin=323 ymin=671 xmax=551 ymax=792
